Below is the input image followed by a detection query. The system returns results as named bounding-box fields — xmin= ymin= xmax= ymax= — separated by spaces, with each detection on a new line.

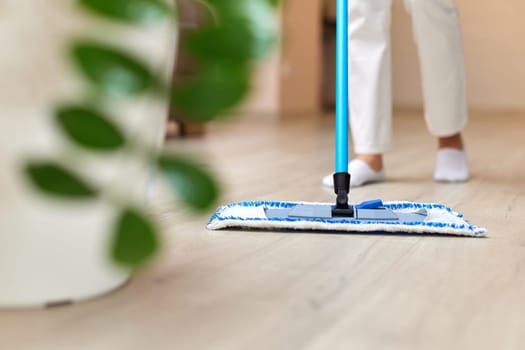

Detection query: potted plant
xmin=0 ymin=0 xmax=278 ymax=308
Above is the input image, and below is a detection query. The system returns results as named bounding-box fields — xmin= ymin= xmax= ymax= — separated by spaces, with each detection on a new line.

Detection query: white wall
xmin=238 ymin=7 xmax=283 ymax=118
xmin=238 ymin=53 xmax=281 ymax=118
xmin=241 ymin=0 xmax=525 ymax=115
xmin=392 ymin=0 xmax=525 ymax=110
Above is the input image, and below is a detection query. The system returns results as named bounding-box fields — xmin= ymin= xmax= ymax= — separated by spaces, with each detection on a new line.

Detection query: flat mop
xmin=207 ymin=0 xmax=486 ymax=237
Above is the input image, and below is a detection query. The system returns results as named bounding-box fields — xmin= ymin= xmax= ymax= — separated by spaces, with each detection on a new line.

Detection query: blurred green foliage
xmin=79 ymin=0 xmax=172 ymax=24
xmin=111 ymin=208 xmax=160 ymax=268
xmin=71 ymin=41 xmax=158 ymax=97
xmin=157 ymin=154 xmax=220 ymax=212
xmin=55 ymin=106 xmax=126 ymax=151
xmin=25 ymin=0 xmax=279 ymax=269
xmin=25 ymin=162 xmax=98 ymax=199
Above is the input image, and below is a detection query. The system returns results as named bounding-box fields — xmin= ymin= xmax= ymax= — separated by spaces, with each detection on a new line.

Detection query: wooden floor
xmin=2 ymin=110 xmax=525 ymax=350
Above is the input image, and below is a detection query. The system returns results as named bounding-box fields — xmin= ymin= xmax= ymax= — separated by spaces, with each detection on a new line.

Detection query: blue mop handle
xmin=335 ymin=0 xmax=349 ymax=173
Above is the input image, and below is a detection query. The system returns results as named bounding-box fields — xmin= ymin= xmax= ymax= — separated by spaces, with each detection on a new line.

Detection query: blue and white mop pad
xmin=207 ymin=200 xmax=487 ymax=237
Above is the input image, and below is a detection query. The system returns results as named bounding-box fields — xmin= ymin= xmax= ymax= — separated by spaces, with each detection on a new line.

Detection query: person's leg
xmin=323 ymin=0 xmax=392 ymax=188
xmin=405 ymin=0 xmax=469 ymax=182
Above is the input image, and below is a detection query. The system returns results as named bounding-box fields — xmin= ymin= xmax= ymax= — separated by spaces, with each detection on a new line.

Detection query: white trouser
xmin=348 ymin=0 xmax=468 ymax=154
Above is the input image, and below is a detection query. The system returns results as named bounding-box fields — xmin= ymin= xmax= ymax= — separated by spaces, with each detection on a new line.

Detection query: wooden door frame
xmin=279 ymin=0 xmax=324 ymax=116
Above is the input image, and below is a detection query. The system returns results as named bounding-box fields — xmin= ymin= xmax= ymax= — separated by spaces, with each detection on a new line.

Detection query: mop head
xmin=207 ymin=201 xmax=487 ymax=237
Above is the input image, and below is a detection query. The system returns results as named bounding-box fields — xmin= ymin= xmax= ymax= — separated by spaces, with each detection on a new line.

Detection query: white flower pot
xmin=0 ymin=0 xmax=177 ymax=307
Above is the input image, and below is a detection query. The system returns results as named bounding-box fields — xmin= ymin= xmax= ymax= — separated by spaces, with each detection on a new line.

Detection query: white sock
xmin=433 ymin=148 xmax=469 ymax=182
xmin=322 ymin=159 xmax=385 ymax=188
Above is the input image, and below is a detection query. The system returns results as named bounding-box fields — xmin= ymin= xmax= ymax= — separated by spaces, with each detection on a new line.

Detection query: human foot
xmin=322 ymin=158 xmax=385 ymax=188
xmin=434 ymin=148 xmax=469 ymax=182
xmin=434 ymin=134 xmax=469 ymax=182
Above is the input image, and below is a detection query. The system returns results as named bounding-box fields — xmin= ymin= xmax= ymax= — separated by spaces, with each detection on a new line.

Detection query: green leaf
xmin=71 ymin=41 xmax=156 ymax=97
xmin=78 ymin=0 xmax=171 ymax=24
xmin=55 ymin=105 xmax=126 ymax=151
xmin=186 ymin=0 xmax=278 ymax=63
xmin=157 ymin=154 xmax=220 ymax=211
xmin=111 ymin=208 xmax=159 ymax=268
xmin=171 ymin=62 xmax=250 ymax=121
xmin=24 ymin=161 xmax=97 ymax=199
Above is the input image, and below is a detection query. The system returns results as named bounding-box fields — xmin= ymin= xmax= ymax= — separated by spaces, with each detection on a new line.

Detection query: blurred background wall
xmin=242 ymin=0 xmax=525 ymax=116
xmin=391 ymin=0 xmax=525 ymax=111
